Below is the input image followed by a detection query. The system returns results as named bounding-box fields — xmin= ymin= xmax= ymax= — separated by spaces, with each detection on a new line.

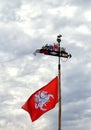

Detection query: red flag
xmin=22 ymin=76 xmax=58 ymax=122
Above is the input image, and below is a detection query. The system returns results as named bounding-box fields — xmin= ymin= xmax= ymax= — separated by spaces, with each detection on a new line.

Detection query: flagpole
xmin=57 ymin=35 xmax=62 ymax=130
xmin=33 ymin=34 xmax=71 ymax=129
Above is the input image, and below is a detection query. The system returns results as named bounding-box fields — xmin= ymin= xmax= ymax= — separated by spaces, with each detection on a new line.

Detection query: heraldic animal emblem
xmin=34 ymin=91 xmax=54 ymax=111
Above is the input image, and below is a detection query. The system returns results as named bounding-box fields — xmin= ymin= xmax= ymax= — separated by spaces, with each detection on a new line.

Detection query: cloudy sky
xmin=0 ymin=0 xmax=91 ymax=130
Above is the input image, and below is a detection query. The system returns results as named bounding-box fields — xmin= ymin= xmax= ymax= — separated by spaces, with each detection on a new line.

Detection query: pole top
xmin=57 ymin=34 xmax=62 ymax=43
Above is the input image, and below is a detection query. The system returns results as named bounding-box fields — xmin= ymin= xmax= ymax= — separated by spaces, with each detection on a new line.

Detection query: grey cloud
xmin=62 ymin=98 xmax=91 ymax=130
xmin=63 ymin=63 xmax=91 ymax=101
xmin=0 ymin=0 xmax=22 ymax=22
xmin=69 ymin=0 xmax=91 ymax=9
xmin=0 ymin=25 xmax=44 ymax=59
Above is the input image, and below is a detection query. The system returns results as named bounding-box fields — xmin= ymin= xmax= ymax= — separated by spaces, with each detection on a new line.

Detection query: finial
xmin=57 ymin=34 xmax=62 ymax=43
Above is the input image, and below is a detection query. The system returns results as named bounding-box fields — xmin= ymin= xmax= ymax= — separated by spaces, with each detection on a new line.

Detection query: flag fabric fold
xmin=22 ymin=76 xmax=58 ymax=122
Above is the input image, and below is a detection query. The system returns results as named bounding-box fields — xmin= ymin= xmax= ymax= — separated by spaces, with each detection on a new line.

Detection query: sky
xmin=0 ymin=0 xmax=91 ymax=130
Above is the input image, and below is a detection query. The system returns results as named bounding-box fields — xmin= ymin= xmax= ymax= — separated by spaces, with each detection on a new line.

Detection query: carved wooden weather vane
xmin=34 ymin=35 xmax=72 ymax=130
xmin=34 ymin=35 xmax=71 ymax=58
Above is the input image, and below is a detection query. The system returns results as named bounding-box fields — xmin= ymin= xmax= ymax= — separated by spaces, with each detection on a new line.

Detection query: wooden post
xmin=57 ymin=35 xmax=62 ymax=130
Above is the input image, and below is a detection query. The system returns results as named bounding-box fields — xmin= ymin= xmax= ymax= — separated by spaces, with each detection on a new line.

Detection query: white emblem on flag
xmin=34 ymin=91 xmax=54 ymax=111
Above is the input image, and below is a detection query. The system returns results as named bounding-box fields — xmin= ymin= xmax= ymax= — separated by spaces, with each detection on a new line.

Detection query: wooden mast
xmin=57 ymin=35 xmax=62 ymax=130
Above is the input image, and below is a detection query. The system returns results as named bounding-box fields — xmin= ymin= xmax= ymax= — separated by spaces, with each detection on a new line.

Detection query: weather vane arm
xmin=34 ymin=43 xmax=72 ymax=58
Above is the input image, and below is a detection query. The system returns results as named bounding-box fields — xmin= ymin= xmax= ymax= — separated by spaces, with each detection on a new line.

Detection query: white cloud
xmin=76 ymin=25 xmax=91 ymax=34
xmin=59 ymin=5 xmax=77 ymax=18
xmin=6 ymin=67 xmax=19 ymax=77
xmin=84 ymin=10 xmax=91 ymax=21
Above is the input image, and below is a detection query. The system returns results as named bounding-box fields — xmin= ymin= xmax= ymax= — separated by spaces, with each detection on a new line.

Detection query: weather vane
xmin=33 ymin=34 xmax=72 ymax=130
xmin=34 ymin=34 xmax=71 ymax=59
